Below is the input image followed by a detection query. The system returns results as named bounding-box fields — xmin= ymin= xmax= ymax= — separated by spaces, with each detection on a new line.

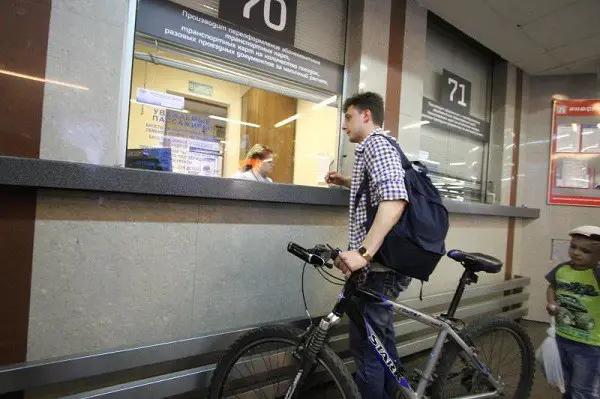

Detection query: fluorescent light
xmin=505 ymin=143 xmax=515 ymax=149
xmin=582 ymin=145 xmax=599 ymax=152
xmin=556 ymin=134 xmax=570 ymax=139
xmin=312 ymin=95 xmax=337 ymax=110
xmin=572 ymin=123 xmax=579 ymax=133
xmin=0 ymin=68 xmax=89 ymax=90
xmin=421 ymin=159 xmax=440 ymax=165
xmin=130 ymin=99 xmax=189 ymax=113
xmin=471 ymin=161 xmax=478 ymax=167
xmin=597 ymin=123 xmax=600 ymax=129
xmin=203 ymin=4 xmax=217 ymax=11
xmin=583 ymin=129 xmax=596 ymax=135
xmin=469 ymin=146 xmax=480 ymax=153
xmin=401 ymin=121 xmax=430 ymax=130
xmin=449 ymin=162 xmax=466 ymax=166
xmin=274 ymin=114 xmax=301 ymax=128
xmin=209 ymin=115 xmax=259 ymax=127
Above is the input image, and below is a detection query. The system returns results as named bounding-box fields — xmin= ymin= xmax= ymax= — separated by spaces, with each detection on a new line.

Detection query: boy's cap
xmin=569 ymin=225 xmax=600 ymax=239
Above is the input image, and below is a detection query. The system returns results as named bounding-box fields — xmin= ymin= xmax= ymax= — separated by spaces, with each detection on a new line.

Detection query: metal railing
xmin=0 ymin=276 xmax=530 ymax=398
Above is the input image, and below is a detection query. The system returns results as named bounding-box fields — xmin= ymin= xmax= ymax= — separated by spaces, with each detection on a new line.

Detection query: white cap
xmin=569 ymin=225 xmax=600 ymax=239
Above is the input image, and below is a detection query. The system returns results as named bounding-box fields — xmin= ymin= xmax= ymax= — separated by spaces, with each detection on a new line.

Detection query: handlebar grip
xmin=288 ymin=242 xmax=312 ymax=263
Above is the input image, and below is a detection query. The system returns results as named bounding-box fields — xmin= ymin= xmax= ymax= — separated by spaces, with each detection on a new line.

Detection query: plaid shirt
xmin=348 ymin=128 xmax=409 ymax=251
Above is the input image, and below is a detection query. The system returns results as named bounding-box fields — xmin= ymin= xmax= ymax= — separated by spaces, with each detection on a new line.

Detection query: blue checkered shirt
xmin=348 ymin=128 xmax=409 ymax=252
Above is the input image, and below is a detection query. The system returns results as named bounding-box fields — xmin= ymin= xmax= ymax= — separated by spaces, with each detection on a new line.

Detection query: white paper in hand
xmin=535 ymin=318 xmax=565 ymax=393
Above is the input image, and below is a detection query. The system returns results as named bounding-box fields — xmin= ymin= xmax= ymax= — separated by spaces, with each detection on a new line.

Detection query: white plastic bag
xmin=535 ymin=317 xmax=565 ymax=393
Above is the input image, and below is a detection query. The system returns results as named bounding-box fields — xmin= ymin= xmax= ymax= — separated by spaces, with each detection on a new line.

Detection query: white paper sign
xmin=136 ymin=88 xmax=185 ymax=110
xmin=555 ymin=124 xmax=580 ymax=153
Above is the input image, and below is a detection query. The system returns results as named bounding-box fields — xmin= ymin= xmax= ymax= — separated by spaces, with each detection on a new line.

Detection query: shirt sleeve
xmin=363 ymin=135 xmax=409 ymax=205
xmin=545 ymin=263 xmax=566 ymax=285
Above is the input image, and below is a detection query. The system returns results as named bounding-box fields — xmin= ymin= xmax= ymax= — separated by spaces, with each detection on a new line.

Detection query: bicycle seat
xmin=447 ymin=250 xmax=503 ymax=274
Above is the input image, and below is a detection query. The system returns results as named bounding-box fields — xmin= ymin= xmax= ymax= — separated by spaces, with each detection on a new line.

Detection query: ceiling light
xmin=571 ymin=123 xmax=579 ymax=132
xmin=203 ymin=4 xmax=217 ymax=11
xmin=312 ymin=95 xmax=337 ymax=110
xmin=449 ymin=162 xmax=466 ymax=166
xmin=209 ymin=115 xmax=259 ymax=127
xmin=275 ymin=114 xmax=301 ymax=128
xmin=469 ymin=146 xmax=480 ymax=153
xmin=130 ymin=99 xmax=189 ymax=113
xmin=0 ymin=68 xmax=89 ymax=90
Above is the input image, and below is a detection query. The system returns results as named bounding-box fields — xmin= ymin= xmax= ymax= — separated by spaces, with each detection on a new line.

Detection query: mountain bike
xmin=208 ymin=242 xmax=534 ymax=398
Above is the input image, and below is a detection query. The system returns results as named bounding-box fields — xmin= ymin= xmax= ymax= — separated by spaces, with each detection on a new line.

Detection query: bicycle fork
xmin=284 ymin=313 xmax=341 ymax=399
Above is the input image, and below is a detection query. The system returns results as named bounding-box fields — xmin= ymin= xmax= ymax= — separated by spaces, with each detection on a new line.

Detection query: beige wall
xmin=294 ymin=101 xmax=340 ymax=186
xmin=515 ymin=74 xmax=600 ymax=322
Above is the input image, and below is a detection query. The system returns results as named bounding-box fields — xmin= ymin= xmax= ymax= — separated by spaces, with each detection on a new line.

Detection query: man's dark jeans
xmin=349 ymin=271 xmax=411 ymax=399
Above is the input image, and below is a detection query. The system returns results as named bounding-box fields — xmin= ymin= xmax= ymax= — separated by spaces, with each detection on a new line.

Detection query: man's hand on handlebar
xmin=335 ymin=250 xmax=368 ymax=278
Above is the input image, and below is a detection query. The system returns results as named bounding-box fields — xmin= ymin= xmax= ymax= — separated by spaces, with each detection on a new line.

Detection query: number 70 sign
xmin=219 ymin=0 xmax=297 ymax=46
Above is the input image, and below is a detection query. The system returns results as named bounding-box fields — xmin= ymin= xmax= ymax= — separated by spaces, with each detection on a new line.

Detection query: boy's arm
xmin=546 ymin=284 xmax=558 ymax=315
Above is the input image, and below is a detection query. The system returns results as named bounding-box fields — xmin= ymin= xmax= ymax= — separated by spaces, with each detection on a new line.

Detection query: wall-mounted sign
xmin=441 ymin=69 xmax=471 ymax=114
xmin=421 ymin=69 xmax=487 ymax=141
xmin=136 ymin=88 xmax=185 ymax=110
xmin=548 ymin=99 xmax=600 ymax=207
xmin=219 ymin=0 xmax=298 ymax=46
xmin=188 ymin=81 xmax=213 ymax=96
xmin=136 ymin=0 xmax=342 ymax=93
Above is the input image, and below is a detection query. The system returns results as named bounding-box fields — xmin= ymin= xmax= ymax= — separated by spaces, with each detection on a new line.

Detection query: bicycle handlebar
xmin=287 ymin=242 xmax=341 ymax=268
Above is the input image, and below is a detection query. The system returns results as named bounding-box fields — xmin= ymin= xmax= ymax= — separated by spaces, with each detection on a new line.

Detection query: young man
xmin=326 ymin=92 xmax=411 ymax=399
xmin=546 ymin=225 xmax=600 ymax=399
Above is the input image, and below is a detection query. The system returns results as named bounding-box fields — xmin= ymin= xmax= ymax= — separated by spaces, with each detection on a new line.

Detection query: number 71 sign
xmin=441 ymin=69 xmax=471 ymax=114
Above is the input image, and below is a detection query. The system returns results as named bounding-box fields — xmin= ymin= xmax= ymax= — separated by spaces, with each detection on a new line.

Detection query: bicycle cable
xmin=301 ymin=262 xmax=313 ymax=331
xmin=316 ymin=266 xmax=345 ymax=285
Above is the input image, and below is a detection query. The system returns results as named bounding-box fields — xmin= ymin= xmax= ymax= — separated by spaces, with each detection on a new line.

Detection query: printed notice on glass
xmin=555 ymin=124 xmax=580 ymax=153
xmin=581 ymin=124 xmax=600 ymax=153
xmin=555 ymin=158 xmax=590 ymax=188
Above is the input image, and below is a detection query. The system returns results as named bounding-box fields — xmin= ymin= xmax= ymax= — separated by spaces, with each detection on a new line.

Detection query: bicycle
xmin=208 ymin=242 xmax=535 ymax=398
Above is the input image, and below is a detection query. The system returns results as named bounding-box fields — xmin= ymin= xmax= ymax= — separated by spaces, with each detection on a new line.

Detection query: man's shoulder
xmin=363 ymin=133 xmax=398 ymax=154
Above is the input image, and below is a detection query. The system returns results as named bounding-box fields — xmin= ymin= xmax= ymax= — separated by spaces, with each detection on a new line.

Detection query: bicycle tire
xmin=208 ymin=324 xmax=361 ymax=399
xmin=430 ymin=317 xmax=534 ymax=399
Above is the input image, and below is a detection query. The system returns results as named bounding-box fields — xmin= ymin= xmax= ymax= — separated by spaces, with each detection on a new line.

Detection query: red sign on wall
xmin=548 ymin=99 xmax=600 ymax=207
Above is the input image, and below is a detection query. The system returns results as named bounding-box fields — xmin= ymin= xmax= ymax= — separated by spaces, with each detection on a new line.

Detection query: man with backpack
xmin=325 ymin=92 xmax=414 ymax=399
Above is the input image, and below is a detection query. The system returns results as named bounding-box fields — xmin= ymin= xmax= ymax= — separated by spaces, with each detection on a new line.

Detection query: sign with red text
xmin=548 ymin=99 xmax=600 ymax=207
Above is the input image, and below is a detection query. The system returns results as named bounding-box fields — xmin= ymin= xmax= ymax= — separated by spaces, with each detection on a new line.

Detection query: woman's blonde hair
xmin=241 ymin=144 xmax=273 ymax=172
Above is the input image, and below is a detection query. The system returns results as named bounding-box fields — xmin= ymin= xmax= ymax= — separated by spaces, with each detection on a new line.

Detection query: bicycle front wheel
xmin=208 ymin=325 xmax=360 ymax=399
xmin=430 ymin=317 xmax=534 ymax=399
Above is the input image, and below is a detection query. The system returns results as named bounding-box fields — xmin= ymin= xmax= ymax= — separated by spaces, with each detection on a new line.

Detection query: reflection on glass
xmin=125 ymin=41 xmax=339 ymax=187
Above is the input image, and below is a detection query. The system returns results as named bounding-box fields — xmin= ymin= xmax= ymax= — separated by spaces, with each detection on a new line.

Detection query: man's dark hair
xmin=343 ymin=92 xmax=385 ymax=126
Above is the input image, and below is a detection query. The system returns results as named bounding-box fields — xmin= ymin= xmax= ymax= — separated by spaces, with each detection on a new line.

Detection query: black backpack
xmin=355 ymin=134 xmax=449 ymax=281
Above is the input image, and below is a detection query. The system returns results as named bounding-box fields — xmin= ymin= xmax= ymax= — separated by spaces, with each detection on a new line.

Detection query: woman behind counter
xmin=235 ymin=144 xmax=275 ymax=182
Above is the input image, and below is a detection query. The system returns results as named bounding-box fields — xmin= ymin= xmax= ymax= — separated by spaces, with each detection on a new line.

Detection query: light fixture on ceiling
xmin=571 ymin=123 xmax=579 ymax=133
xmin=209 ymin=115 xmax=259 ymax=127
xmin=449 ymin=162 xmax=466 ymax=166
xmin=203 ymin=4 xmax=217 ymax=12
xmin=275 ymin=114 xmax=301 ymax=128
xmin=312 ymin=95 xmax=338 ymax=110
xmin=0 ymin=68 xmax=89 ymax=90
xmin=130 ymin=99 xmax=189 ymax=113
xmin=469 ymin=146 xmax=480 ymax=153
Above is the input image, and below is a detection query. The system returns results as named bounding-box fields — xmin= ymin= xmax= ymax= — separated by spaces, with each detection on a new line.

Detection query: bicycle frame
xmin=316 ymin=273 xmax=505 ymax=399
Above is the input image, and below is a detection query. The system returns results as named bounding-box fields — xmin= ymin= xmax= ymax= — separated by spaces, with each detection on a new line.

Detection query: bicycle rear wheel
xmin=430 ymin=317 xmax=534 ymax=398
xmin=208 ymin=325 xmax=360 ymax=399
